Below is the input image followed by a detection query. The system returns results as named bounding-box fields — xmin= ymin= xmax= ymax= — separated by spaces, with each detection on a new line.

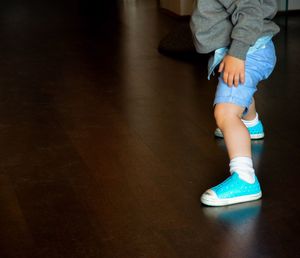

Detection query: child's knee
xmin=214 ymin=103 xmax=244 ymax=128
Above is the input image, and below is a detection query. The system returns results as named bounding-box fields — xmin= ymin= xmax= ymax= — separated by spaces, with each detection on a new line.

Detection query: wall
xmin=277 ymin=0 xmax=300 ymax=11
xmin=160 ymin=0 xmax=299 ymax=16
xmin=159 ymin=0 xmax=193 ymax=16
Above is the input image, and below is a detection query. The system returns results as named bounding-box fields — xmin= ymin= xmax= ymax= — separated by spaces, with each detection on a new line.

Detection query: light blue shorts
xmin=213 ymin=40 xmax=276 ymax=115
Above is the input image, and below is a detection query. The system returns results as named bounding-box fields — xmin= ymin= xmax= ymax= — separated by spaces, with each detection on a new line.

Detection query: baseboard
xmin=158 ymin=7 xmax=191 ymax=20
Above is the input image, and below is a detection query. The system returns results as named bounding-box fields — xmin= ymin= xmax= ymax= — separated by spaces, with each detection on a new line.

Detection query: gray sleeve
xmin=190 ymin=0 xmax=231 ymax=54
xmin=221 ymin=0 xmax=264 ymax=60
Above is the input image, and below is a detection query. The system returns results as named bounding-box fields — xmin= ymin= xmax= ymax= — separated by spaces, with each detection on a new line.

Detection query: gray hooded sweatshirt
xmin=190 ymin=0 xmax=280 ymax=60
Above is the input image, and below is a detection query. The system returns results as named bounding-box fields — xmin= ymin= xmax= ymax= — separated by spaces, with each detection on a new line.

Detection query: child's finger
xmin=234 ymin=75 xmax=239 ymax=87
xmin=218 ymin=62 xmax=224 ymax=73
xmin=227 ymin=74 xmax=234 ymax=87
xmin=223 ymin=71 xmax=228 ymax=85
xmin=240 ymin=72 xmax=245 ymax=84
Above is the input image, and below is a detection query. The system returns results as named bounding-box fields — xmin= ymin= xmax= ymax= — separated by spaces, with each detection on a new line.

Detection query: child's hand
xmin=218 ymin=55 xmax=245 ymax=87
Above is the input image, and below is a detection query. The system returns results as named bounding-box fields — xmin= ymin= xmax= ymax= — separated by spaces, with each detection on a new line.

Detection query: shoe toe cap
xmin=201 ymin=189 xmax=218 ymax=200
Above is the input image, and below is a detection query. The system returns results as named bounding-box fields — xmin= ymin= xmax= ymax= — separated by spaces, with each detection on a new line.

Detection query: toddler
xmin=190 ymin=0 xmax=280 ymax=206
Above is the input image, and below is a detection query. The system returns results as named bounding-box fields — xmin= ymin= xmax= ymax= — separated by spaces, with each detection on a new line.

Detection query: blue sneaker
xmin=201 ymin=172 xmax=262 ymax=206
xmin=214 ymin=120 xmax=264 ymax=140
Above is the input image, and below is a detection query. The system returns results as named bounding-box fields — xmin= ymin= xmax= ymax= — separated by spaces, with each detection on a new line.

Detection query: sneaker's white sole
xmin=201 ymin=192 xmax=262 ymax=207
xmin=249 ymin=133 xmax=265 ymax=139
xmin=214 ymin=129 xmax=264 ymax=140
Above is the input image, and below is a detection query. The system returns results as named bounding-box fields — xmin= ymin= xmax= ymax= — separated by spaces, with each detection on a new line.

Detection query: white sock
xmin=242 ymin=113 xmax=259 ymax=128
xmin=229 ymin=157 xmax=255 ymax=184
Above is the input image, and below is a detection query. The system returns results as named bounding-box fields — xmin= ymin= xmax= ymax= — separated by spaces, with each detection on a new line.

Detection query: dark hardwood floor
xmin=0 ymin=0 xmax=299 ymax=257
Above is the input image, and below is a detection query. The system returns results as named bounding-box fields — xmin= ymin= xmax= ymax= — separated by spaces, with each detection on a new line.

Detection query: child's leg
xmin=214 ymin=103 xmax=251 ymax=159
xmin=202 ymin=40 xmax=277 ymax=206
xmin=241 ymin=99 xmax=265 ymax=139
xmin=214 ymin=103 xmax=256 ymax=184
xmin=242 ymin=98 xmax=256 ymax=121
xmin=214 ymin=98 xmax=264 ymax=139
xmin=201 ymin=102 xmax=261 ymax=206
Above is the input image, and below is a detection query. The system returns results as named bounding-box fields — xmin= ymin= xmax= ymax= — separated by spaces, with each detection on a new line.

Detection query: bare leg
xmin=242 ymin=98 xmax=256 ymax=121
xmin=214 ymin=103 xmax=251 ymax=159
xmin=201 ymin=103 xmax=259 ymax=206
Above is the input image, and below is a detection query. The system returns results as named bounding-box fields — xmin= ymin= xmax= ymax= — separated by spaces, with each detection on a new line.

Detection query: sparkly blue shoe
xmin=214 ymin=120 xmax=264 ymax=140
xmin=201 ymin=172 xmax=262 ymax=206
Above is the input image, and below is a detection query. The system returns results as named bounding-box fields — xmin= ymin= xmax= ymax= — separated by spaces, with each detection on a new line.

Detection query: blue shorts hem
xmin=213 ymin=96 xmax=252 ymax=115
